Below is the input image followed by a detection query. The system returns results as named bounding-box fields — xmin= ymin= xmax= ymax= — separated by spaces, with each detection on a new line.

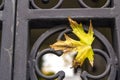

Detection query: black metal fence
xmin=0 ymin=0 xmax=120 ymax=80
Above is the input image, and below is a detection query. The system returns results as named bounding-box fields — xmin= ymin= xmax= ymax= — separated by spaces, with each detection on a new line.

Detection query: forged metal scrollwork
xmin=29 ymin=25 xmax=117 ymax=80
xmin=78 ymin=0 xmax=110 ymax=8
xmin=30 ymin=0 xmax=63 ymax=9
xmin=35 ymin=48 xmax=65 ymax=80
xmin=29 ymin=0 xmax=110 ymax=9
xmin=81 ymin=49 xmax=111 ymax=80
xmin=29 ymin=26 xmax=67 ymax=80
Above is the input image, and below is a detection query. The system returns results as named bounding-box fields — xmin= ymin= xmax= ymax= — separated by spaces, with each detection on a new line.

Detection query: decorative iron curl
xmin=29 ymin=25 xmax=117 ymax=80
xmin=34 ymin=48 xmax=65 ymax=80
xmin=78 ymin=0 xmax=110 ymax=8
xmin=81 ymin=49 xmax=110 ymax=80
xmin=29 ymin=26 xmax=67 ymax=80
xmin=30 ymin=0 xmax=63 ymax=9
xmin=57 ymin=26 xmax=117 ymax=80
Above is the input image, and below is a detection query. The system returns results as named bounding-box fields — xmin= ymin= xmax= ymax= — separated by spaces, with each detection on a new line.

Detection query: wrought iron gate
xmin=0 ymin=0 xmax=120 ymax=80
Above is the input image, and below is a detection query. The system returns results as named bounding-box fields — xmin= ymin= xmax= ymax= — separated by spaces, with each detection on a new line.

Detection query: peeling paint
xmin=4 ymin=45 xmax=13 ymax=54
xmin=17 ymin=21 xmax=19 ymax=27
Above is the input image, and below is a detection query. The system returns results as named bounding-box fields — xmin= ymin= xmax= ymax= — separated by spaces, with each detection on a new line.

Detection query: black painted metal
xmin=0 ymin=0 xmax=16 ymax=80
xmin=0 ymin=0 xmax=120 ymax=80
xmin=29 ymin=25 xmax=117 ymax=80
xmin=78 ymin=0 xmax=110 ymax=8
xmin=30 ymin=0 xmax=63 ymax=9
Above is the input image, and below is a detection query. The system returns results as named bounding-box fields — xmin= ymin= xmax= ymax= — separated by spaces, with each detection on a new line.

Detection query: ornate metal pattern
xmin=11 ymin=0 xmax=120 ymax=80
xmin=78 ymin=0 xmax=110 ymax=8
xmin=30 ymin=0 xmax=63 ymax=9
xmin=29 ymin=25 xmax=117 ymax=80
xmin=0 ymin=0 xmax=120 ymax=80
xmin=29 ymin=0 xmax=111 ymax=9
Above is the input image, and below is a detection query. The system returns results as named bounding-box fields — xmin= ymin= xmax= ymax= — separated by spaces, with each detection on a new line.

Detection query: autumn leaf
xmin=50 ymin=17 xmax=95 ymax=68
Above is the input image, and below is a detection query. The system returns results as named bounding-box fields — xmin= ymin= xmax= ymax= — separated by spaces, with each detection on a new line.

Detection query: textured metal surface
xmin=0 ymin=0 xmax=120 ymax=80
xmin=14 ymin=0 xmax=120 ymax=80
xmin=0 ymin=0 xmax=16 ymax=80
xmin=29 ymin=25 xmax=117 ymax=80
xmin=78 ymin=0 xmax=111 ymax=8
xmin=30 ymin=0 xmax=63 ymax=9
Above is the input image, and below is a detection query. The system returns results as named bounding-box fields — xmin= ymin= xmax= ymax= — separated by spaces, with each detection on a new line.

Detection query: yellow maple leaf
xmin=50 ymin=17 xmax=95 ymax=68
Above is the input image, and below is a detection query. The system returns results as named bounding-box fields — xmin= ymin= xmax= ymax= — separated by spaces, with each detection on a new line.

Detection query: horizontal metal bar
xmin=28 ymin=8 xmax=116 ymax=19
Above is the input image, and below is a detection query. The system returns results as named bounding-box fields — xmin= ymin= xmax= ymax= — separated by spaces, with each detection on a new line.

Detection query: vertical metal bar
xmin=13 ymin=0 xmax=120 ymax=80
xmin=13 ymin=20 xmax=29 ymax=80
xmin=13 ymin=0 xmax=29 ymax=80
xmin=114 ymin=0 xmax=120 ymax=80
xmin=114 ymin=16 xmax=120 ymax=80
xmin=0 ymin=0 xmax=16 ymax=80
